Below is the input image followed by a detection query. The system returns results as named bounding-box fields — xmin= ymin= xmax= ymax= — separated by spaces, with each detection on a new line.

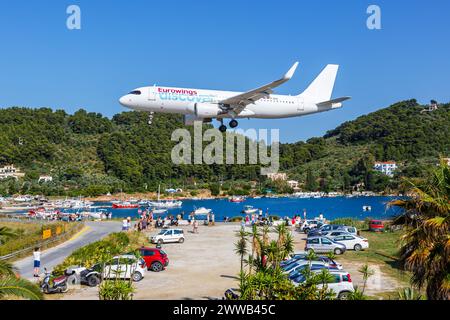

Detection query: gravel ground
xmin=58 ymin=223 xmax=401 ymax=300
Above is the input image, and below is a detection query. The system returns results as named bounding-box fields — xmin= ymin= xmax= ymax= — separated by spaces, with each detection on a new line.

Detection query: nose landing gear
xmin=148 ymin=112 xmax=154 ymax=125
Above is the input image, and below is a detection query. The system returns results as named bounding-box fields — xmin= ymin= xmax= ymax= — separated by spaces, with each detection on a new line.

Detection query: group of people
xmin=122 ymin=210 xmax=188 ymax=232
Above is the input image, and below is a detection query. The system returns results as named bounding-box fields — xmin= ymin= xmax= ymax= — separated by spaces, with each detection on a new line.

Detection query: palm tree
xmin=358 ymin=264 xmax=374 ymax=294
xmin=248 ymin=225 xmax=261 ymax=274
xmin=0 ymin=228 xmax=43 ymax=300
xmin=234 ymin=229 xmax=248 ymax=282
xmin=389 ymin=161 xmax=450 ymax=300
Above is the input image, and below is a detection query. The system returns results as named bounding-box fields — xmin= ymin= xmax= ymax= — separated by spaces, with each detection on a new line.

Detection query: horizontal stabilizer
xmin=316 ymin=96 xmax=351 ymax=107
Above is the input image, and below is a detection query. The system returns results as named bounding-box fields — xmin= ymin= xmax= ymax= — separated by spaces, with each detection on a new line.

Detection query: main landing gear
xmin=218 ymin=119 xmax=239 ymax=132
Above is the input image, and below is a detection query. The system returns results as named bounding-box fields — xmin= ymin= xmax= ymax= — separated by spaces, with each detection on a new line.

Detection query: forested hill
xmin=278 ymin=99 xmax=449 ymax=192
xmin=324 ymin=99 xmax=450 ymax=161
xmin=0 ymin=99 xmax=448 ymax=196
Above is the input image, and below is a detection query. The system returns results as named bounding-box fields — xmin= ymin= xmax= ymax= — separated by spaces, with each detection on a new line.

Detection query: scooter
xmin=40 ymin=268 xmax=69 ymax=294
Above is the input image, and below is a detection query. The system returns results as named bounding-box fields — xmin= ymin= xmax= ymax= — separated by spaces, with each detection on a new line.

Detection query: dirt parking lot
xmin=60 ymin=223 xmax=401 ymax=300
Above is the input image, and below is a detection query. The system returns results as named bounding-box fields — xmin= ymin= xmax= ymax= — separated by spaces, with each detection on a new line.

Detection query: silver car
xmin=305 ymin=236 xmax=346 ymax=255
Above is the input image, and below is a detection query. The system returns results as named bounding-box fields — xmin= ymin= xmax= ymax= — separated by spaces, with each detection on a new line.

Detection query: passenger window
xmin=321 ymin=238 xmax=332 ymax=245
xmin=144 ymin=250 xmax=154 ymax=256
xmin=345 ymin=236 xmax=355 ymax=240
xmin=308 ymin=238 xmax=320 ymax=244
xmin=334 ymin=236 xmax=344 ymax=241
xmin=328 ymin=275 xmax=341 ymax=283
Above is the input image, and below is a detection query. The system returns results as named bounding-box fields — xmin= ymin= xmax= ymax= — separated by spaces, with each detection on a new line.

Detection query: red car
xmin=369 ymin=220 xmax=385 ymax=232
xmin=139 ymin=247 xmax=169 ymax=272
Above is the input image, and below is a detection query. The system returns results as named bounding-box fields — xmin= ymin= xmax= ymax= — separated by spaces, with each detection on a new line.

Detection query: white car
xmin=292 ymin=270 xmax=355 ymax=299
xmin=299 ymin=220 xmax=321 ymax=233
xmin=150 ymin=228 xmax=185 ymax=244
xmin=101 ymin=254 xmax=146 ymax=282
xmin=331 ymin=234 xmax=369 ymax=251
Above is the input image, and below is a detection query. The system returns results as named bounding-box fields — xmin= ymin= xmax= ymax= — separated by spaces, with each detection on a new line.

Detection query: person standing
xmin=122 ymin=218 xmax=128 ymax=231
xmin=193 ymin=219 xmax=199 ymax=234
xmin=127 ymin=217 xmax=131 ymax=231
xmin=33 ymin=247 xmax=41 ymax=277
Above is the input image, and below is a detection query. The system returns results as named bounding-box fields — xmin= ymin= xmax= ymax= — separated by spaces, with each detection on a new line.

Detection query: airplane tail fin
xmin=299 ymin=64 xmax=339 ymax=102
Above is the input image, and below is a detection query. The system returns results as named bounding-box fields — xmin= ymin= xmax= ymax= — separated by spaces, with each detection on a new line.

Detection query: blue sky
xmin=0 ymin=0 xmax=449 ymax=143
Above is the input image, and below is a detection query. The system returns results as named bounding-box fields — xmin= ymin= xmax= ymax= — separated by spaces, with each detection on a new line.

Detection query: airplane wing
xmin=219 ymin=62 xmax=299 ymax=114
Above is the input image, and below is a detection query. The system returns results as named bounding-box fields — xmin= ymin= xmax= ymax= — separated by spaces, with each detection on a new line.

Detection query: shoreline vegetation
xmin=0 ymin=100 xmax=448 ymax=199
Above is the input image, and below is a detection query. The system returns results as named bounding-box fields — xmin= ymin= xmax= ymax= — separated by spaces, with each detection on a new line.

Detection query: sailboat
xmin=148 ymin=184 xmax=182 ymax=209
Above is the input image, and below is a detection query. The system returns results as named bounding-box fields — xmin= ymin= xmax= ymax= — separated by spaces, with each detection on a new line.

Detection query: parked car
xmin=338 ymin=226 xmax=358 ymax=235
xmin=292 ymin=270 xmax=354 ymax=299
xmin=305 ymin=236 xmax=347 ymax=255
xmin=309 ymin=230 xmax=350 ymax=238
xmin=280 ymin=252 xmax=309 ymax=267
xmin=150 ymin=228 xmax=185 ymax=244
xmin=281 ymin=254 xmax=343 ymax=270
xmin=308 ymin=224 xmax=344 ymax=236
xmin=285 ymin=261 xmax=337 ymax=276
xmin=101 ymin=254 xmax=146 ymax=282
xmin=331 ymin=234 xmax=369 ymax=251
xmin=299 ymin=220 xmax=321 ymax=233
xmin=369 ymin=220 xmax=385 ymax=232
xmin=138 ymin=247 xmax=169 ymax=272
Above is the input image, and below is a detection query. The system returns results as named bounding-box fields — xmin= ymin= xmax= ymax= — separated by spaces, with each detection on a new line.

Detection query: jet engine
xmin=194 ymin=103 xmax=222 ymax=118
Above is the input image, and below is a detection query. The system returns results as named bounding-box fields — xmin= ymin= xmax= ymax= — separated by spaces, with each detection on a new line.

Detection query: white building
xmin=374 ymin=161 xmax=398 ymax=177
xmin=0 ymin=165 xmax=25 ymax=180
xmin=266 ymin=172 xmax=287 ymax=181
xmin=38 ymin=175 xmax=53 ymax=183
xmin=287 ymin=180 xmax=300 ymax=191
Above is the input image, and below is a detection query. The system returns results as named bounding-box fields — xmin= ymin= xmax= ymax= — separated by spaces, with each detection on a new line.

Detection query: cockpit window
xmin=129 ymin=90 xmax=141 ymax=95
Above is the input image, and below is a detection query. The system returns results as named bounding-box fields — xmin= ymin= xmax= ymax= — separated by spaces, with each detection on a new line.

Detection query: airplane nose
xmin=119 ymin=95 xmax=129 ymax=107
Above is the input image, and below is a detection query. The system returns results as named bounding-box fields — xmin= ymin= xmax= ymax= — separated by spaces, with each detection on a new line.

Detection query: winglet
xmin=283 ymin=61 xmax=299 ymax=80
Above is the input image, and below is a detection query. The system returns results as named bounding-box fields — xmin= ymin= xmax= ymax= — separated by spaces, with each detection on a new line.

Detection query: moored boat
xmin=112 ymin=202 xmax=139 ymax=209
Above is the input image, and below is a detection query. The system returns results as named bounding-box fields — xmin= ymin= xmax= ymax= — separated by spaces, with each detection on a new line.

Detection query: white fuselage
xmin=119 ymin=86 xmax=340 ymax=119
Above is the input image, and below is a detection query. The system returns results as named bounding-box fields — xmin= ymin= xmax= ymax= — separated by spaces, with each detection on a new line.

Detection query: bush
xmin=329 ymin=218 xmax=369 ymax=230
xmin=52 ymin=232 xmax=134 ymax=275
xmin=99 ymin=279 xmax=134 ymax=300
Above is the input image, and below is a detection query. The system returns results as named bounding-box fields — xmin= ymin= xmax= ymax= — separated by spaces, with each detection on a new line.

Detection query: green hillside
xmin=281 ymin=99 xmax=450 ymax=192
xmin=0 ymin=99 xmax=448 ymax=196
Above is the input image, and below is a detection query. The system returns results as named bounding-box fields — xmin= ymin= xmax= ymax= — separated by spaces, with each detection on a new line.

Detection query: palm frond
xmin=0 ymin=276 xmax=43 ymax=300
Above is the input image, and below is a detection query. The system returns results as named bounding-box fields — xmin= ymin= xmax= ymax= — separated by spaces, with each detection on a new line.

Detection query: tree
xmin=305 ymin=168 xmax=318 ymax=191
xmin=209 ymin=183 xmax=221 ymax=197
xmin=389 ymin=161 xmax=450 ymax=300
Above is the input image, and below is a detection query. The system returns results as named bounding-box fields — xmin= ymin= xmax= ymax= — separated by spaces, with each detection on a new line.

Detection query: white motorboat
xmin=193 ymin=207 xmax=212 ymax=215
xmin=152 ymin=208 xmax=168 ymax=215
xmin=241 ymin=205 xmax=258 ymax=214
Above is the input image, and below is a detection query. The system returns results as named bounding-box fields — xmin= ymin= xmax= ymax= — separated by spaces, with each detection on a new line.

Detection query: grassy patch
xmin=336 ymin=230 xmax=411 ymax=286
xmin=0 ymin=221 xmax=83 ymax=259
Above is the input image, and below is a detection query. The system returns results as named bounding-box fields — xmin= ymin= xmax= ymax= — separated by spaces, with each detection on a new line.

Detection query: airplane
xmin=119 ymin=62 xmax=350 ymax=132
